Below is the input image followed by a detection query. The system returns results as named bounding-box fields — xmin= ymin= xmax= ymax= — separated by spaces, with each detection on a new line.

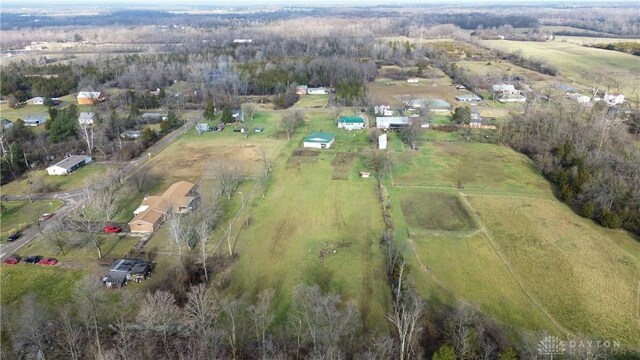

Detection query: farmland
xmin=385 ymin=135 xmax=640 ymax=345
xmin=481 ymin=39 xmax=640 ymax=95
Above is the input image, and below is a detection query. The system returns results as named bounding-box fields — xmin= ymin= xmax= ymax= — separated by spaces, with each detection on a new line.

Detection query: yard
xmin=0 ymin=164 xmax=108 ymax=195
xmin=0 ymin=199 xmax=64 ymax=241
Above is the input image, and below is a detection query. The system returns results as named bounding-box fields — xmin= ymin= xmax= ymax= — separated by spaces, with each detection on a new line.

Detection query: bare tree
xmin=388 ymin=287 xmax=424 ymax=360
xmin=207 ymin=160 xmax=243 ymax=200
xmin=137 ymin=290 xmax=183 ymax=359
xmin=131 ymin=171 xmax=159 ymax=193
xmin=241 ymin=103 xmax=257 ymax=137
xmin=57 ymin=306 xmax=85 ymax=360
xmin=281 ymin=111 xmax=304 ymax=141
xmin=220 ymin=296 xmax=246 ymax=360
xmin=73 ymin=276 xmax=107 ymax=359
xmin=15 ymin=295 xmax=50 ymax=360
xmin=78 ymin=124 xmax=95 ymax=155
xmin=249 ymin=288 xmax=275 ymax=360
xmin=401 ymin=117 xmax=423 ymax=150
xmin=447 ymin=305 xmax=479 ymax=360
xmin=184 ymin=284 xmax=221 ymax=357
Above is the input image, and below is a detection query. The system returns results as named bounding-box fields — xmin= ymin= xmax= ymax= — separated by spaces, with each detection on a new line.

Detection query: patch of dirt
xmin=318 ymin=240 xmax=353 ymax=260
xmin=332 ymin=153 xmax=356 ymax=180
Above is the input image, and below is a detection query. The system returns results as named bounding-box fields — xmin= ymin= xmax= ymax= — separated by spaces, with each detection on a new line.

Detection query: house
xmin=407 ymin=78 xmax=420 ymax=83
xmin=303 ymin=132 xmax=335 ymax=149
xmin=405 ymin=99 xmax=452 ymax=113
xmin=23 ymin=116 xmax=46 ymax=127
xmin=77 ymin=91 xmax=105 ymax=105
xmin=492 ymin=84 xmax=517 ymax=95
xmin=378 ymin=133 xmax=388 ymax=149
xmin=468 ymin=112 xmax=497 ymax=129
xmin=46 ymin=155 xmax=92 ymax=175
xmin=296 ymin=85 xmax=308 ymax=95
xmin=337 ymin=116 xmax=365 ymax=130
xmin=307 ymin=87 xmax=328 ymax=95
xmin=129 ymin=181 xmax=199 ymax=233
xmin=376 ymin=117 xmax=410 ymax=130
xmin=232 ymin=110 xmax=244 ymax=122
xmin=26 ymin=97 xmax=45 ymax=105
xmin=121 ymin=130 xmax=142 ymax=139
xmin=102 ymin=258 xmax=151 ymax=288
xmin=1 ymin=119 xmax=13 ymax=130
xmin=141 ymin=113 xmax=168 ymax=123
xmin=78 ymin=112 xmax=96 ymax=125
xmin=497 ymin=94 xmax=527 ymax=103
xmin=374 ymin=105 xmax=394 ymax=116
xmin=604 ymin=92 xmax=624 ymax=105
xmin=456 ymin=94 xmax=482 ymax=102
xmin=566 ymin=93 xmax=590 ymax=104
xmin=196 ymin=123 xmax=211 ymax=133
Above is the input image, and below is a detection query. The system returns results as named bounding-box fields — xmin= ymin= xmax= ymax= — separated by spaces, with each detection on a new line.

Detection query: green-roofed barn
xmin=303 ymin=132 xmax=335 ymax=149
xmin=337 ymin=116 xmax=365 ymax=131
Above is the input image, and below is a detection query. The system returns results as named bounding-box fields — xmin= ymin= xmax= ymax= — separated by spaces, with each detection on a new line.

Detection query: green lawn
xmin=0 ymin=200 xmax=64 ymax=241
xmin=15 ymin=233 xmax=140 ymax=262
xmin=292 ymin=94 xmax=329 ymax=108
xmin=1 ymin=164 xmax=108 ymax=195
xmin=0 ymin=265 xmax=85 ymax=308
xmin=399 ymin=190 xmax=476 ymax=232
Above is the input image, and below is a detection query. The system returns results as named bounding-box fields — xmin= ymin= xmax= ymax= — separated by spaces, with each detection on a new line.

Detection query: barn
xmin=303 ymin=132 xmax=335 ymax=149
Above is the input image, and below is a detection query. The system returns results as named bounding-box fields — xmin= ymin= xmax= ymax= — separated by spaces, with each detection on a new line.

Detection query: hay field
xmin=481 ymin=39 xmax=640 ymax=95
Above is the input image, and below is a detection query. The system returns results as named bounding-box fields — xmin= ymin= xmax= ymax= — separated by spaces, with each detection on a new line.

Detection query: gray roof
xmin=492 ymin=84 xmax=516 ymax=92
xmin=49 ymin=155 xmax=90 ymax=170
xmin=24 ymin=116 xmax=46 ymax=122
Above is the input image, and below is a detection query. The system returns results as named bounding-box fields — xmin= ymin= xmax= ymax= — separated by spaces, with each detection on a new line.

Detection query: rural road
xmin=0 ymin=119 xmax=197 ymax=261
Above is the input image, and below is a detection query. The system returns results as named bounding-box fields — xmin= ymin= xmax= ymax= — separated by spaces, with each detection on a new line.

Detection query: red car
xmin=38 ymin=213 xmax=54 ymax=221
xmin=103 ymin=225 xmax=122 ymax=234
xmin=4 ymin=255 xmax=21 ymax=265
xmin=38 ymin=258 xmax=58 ymax=266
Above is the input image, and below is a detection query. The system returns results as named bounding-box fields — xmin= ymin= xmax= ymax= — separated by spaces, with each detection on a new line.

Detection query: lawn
xmin=292 ymin=94 xmax=329 ymax=108
xmin=0 ymin=164 xmax=108 ymax=195
xmin=0 ymin=265 xmax=86 ymax=308
xmin=481 ymin=39 xmax=640 ymax=95
xmin=15 ymin=233 xmax=140 ymax=263
xmin=0 ymin=199 xmax=64 ymax=241
xmin=391 ymin=142 xmax=553 ymax=194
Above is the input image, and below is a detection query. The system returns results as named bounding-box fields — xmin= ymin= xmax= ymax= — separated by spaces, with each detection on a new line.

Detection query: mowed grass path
xmin=481 ymin=40 xmax=640 ymax=95
xmin=389 ymin=138 xmax=640 ymax=344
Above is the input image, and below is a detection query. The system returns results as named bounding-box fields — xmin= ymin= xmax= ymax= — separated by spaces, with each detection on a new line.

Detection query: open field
xmin=0 ymin=265 xmax=86 ymax=308
xmin=399 ymin=190 xmax=475 ymax=232
xmin=1 ymin=164 xmax=108 ymax=195
xmin=386 ymin=135 xmax=640 ymax=345
xmin=481 ymin=39 xmax=640 ymax=95
xmin=292 ymin=94 xmax=329 ymax=108
xmin=554 ymin=35 xmax=640 ymax=45
xmin=0 ymin=199 xmax=64 ymax=241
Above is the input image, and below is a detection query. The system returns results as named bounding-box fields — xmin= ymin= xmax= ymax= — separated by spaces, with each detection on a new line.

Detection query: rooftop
xmin=304 ymin=132 xmax=335 ymax=143
xmin=338 ymin=116 xmax=364 ymax=123
xmin=48 ymin=155 xmax=90 ymax=170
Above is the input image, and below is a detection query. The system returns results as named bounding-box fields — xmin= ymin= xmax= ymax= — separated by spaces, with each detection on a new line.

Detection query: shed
xmin=303 ymin=132 xmax=335 ymax=149
xmin=26 ymin=97 xmax=45 ymax=105
xmin=337 ymin=116 xmax=365 ymax=130
xmin=46 ymin=155 xmax=92 ymax=175
xmin=307 ymin=87 xmax=328 ymax=95
xmin=196 ymin=123 xmax=211 ymax=133
xmin=376 ymin=117 xmax=410 ymax=130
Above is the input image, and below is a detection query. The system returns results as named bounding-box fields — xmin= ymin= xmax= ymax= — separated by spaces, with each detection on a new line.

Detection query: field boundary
xmin=458 ymin=193 xmax=572 ymax=337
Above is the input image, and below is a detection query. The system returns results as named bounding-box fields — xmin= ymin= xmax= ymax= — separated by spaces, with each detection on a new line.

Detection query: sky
xmin=0 ymin=0 xmax=628 ymax=6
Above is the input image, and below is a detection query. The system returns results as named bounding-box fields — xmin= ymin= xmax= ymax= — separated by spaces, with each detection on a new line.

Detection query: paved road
xmin=0 ymin=119 xmax=196 ymax=261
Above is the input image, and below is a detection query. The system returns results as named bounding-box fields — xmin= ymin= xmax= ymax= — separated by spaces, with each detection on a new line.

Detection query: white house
xmin=78 ymin=112 xmax=96 ymax=125
xmin=604 ymin=92 xmax=624 ymax=105
xmin=233 ymin=39 xmax=253 ymax=44
xmin=307 ymin=87 xmax=328 ymax=95
xmin=24 ymin=116 xmax=46 ymax=126
xmin=456 ymin=94 xmax=482 ymax=102
xmin=492 ymin=84 xmax=517 ymax=94
xmin=337 ymin=116 xmax=365 ymax=130
xmin=407 ymin=78 xmax=420 ymax=83
xmin=196 ymin=123 xmax=211 ymax=133
xmin=566 ymin=93 xmax=590 ymax=104
xmin=26 ymin=97 xmax=45 ymax=105
xmin=121 ymin=130 xmax=142 ymax=139
xmin=376 ymin=117 xmax=410 ymax=130
xmin=303 ymin=132 xmax=335 ymax=149
xmin=46 ymin=155 xmax=92 ymax=176
xmin=374 ymin=105 xmax=394 ymax=116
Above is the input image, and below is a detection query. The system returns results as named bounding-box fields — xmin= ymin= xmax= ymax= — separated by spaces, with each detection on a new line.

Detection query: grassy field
xmin=0 ymin=200 xmax=64 ymax=241
xmin=481 ymin=39 xmax=640 ymax=95
xmin=292 ymin=94 xmax=329 ymax=108
xmin=0 ymin=265 xmax=86 ymax=308
xmin=0 ymin=164 xmax=108 ymax=195
xmin=385 ymin=134 xmax=640 ymax=345
xmin=15 ymin=232 xmax=140 ymax=262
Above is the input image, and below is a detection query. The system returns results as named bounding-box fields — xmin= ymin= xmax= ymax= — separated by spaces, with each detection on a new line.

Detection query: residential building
xmin=407 ymin=78 xmax=420 ymax=83
xmin=46 ymin=155 xmax=92 ymax=175
xmin=121 ymin=130 xmax=142 ymax=139
xmin=77 ymin=91 xmax=106 ymax=105
xmin=78 ymin=112 xmax=96 ymax=125
xmin=604 ymin=92 xmax=624 ymax=105
xmin=566 ymin=93 xmax=590 ymax=104
xmin=456 ymin=94 xmax=482 ymax=102
xmin=296 ymin=85 xmax=308 ymax=95
xmin=337 ymin=116 xmax=365 ymax=130
xmin=129 ymin=181 xmax=199 ymax=233
xmin=26 ymin=97 xmax=45 ymax=105
xmin=196 ymin=123 xmax=211 ymax=133
xmin=141 ymin=113 xmax=168 ymax=123
xmin=102 ymin=259 xmax=151 ymax=288
xmin=307 ymin=87 xmax=328 ymax=95
xmin=23 ymin=116 xmax=46 ymax=127
xmin=303 ymin=132 xmax=335 ymax=149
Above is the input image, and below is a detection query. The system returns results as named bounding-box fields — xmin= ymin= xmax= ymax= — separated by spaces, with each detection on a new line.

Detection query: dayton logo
xmin=538 ymin=335 xmax=566 ymax=356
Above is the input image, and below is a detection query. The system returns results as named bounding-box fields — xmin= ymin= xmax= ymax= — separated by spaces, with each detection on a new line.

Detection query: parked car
xmin=232 ymin=128 xmax=242 ymax=132
xmin=4 ymin=255 xmax=21 ymax=265
xmin=39 ymin=258 xmax=58 ymax=266
xmin=24 ymin=256 xmax=43 ymax=264
xmin=7 ymin=232 xmax=21 ymax=242
xmin=103 ymin=225 xmax=122 ymax=234
xmin=254 ymin=127 xmax=264 ymax=133
xmin=214 ymin=125 xmax=224 ymax=131
xmin=38 ymin=213 xmax=54 ymax=221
